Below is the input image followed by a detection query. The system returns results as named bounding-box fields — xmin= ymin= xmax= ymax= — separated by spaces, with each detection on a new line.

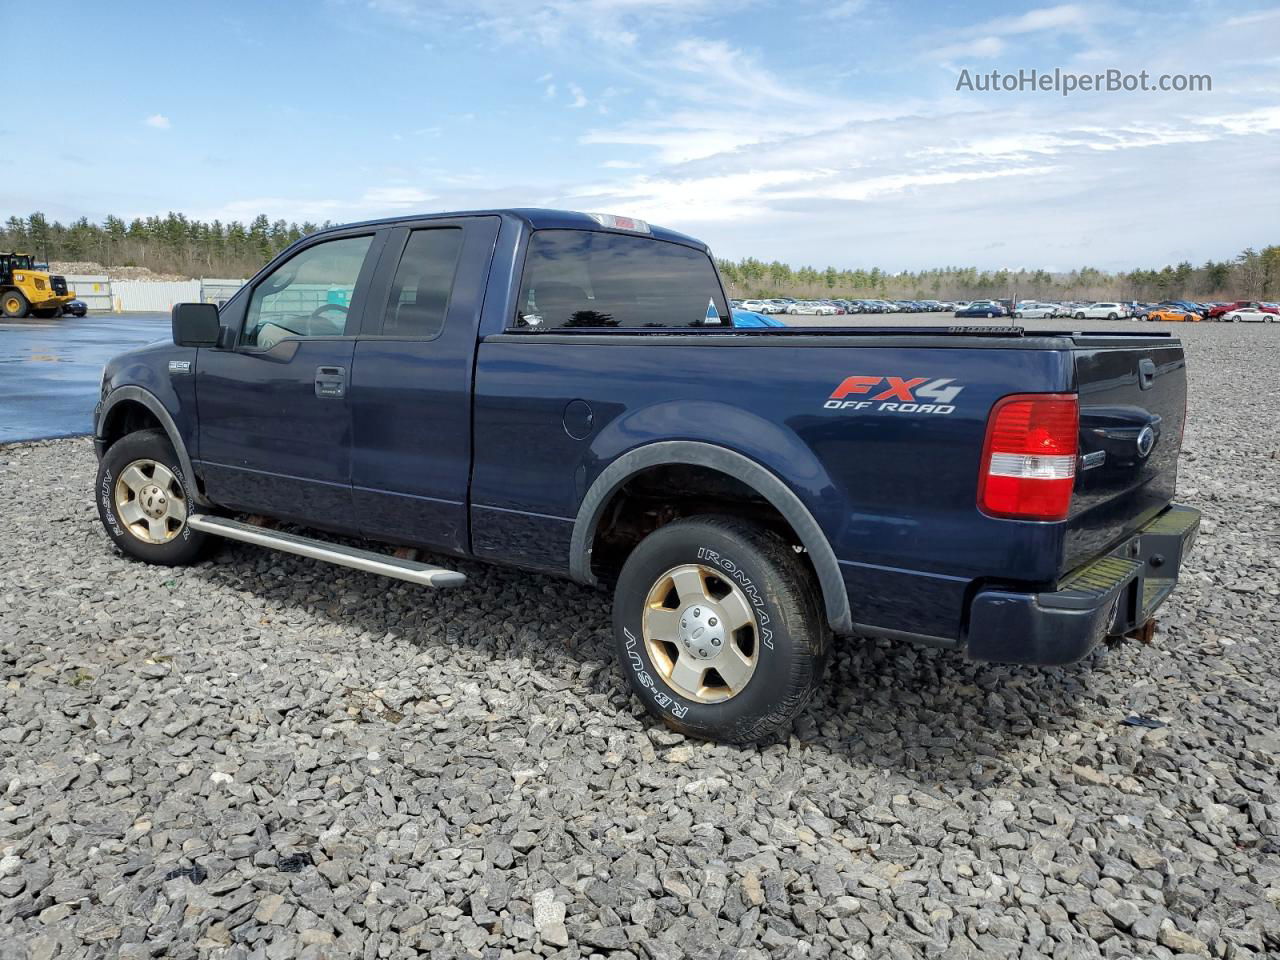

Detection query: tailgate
xmin=1063 ymin=338 xmax=1187 ymax=572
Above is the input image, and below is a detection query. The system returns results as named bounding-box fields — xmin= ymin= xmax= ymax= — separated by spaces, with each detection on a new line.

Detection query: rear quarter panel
xmin=471 ymin=335 xmax=1077 ymax=640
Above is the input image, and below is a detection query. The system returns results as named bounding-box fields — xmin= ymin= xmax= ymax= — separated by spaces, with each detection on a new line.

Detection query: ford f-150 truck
xmin=93 ymin=209 xmax=1200 ymax=743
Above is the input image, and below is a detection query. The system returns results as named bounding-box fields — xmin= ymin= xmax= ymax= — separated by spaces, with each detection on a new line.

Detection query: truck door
xmin=348 ymin=216 xmax=500 ymax=553
xmin=193 ymin=230 xmax=385 ymax=529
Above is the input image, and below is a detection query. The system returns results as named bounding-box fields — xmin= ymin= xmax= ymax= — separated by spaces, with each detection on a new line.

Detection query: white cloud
xmin=970 ymin=3 xmax=1094 ymax=36
xmin=937 ymin=35 xmax=1005 ymax=59
xmin=1225 ymin=8 xmax=1280 ymax=27
xmin=568 ymin=83 xmax=588 ymax=108
xmin=144 ymin=114 xmax=170 ymax=129
xmin=367 ymin=0 xmax=740 ymax=47
xmin=362 ymin=187 xmax=434 ymax=206
xmin=825 ymin=0 xmax=866 ymax=19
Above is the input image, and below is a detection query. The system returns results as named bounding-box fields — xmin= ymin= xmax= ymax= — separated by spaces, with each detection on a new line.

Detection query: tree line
xmin=2 ymin=211 xmax=1278 ymax=301
xmin=1 ymin=212 xmax=332 ymax=278
xmin=721 ymin=249 xmax=1280 ymax=302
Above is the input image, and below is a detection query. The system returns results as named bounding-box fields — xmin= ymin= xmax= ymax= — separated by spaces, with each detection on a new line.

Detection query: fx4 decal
xmin=824 ymin=376 xmax=963 ymax=415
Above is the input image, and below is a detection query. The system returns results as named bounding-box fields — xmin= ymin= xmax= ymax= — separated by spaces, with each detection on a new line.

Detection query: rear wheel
xmin=1074 ymin=312 xmax=1085 ymax=320
xmin=2 ymin=291 xmax=29 ymax=318
xmin=96 ymin=429 xmax=209 ymax=565
xmin=612 ymin=515 xmax=829 ymax=744
xmin=1107 ymin=313 xmax=1118 ymax=320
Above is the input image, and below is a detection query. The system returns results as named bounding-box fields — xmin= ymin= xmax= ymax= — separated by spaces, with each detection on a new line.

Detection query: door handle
xmin=315 ymin=365 xmax=347 ymax=399
xmin=1138 ymin=357 xmax=1155 ymax=390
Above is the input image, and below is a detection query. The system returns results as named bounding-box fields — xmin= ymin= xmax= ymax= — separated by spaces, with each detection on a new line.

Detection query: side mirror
xmin=172 ymin=302 xmax=221 ymax=347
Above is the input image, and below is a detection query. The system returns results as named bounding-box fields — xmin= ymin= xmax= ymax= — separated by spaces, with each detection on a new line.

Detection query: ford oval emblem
xmin=1136 ymin=425 xmax=1156 ymax=458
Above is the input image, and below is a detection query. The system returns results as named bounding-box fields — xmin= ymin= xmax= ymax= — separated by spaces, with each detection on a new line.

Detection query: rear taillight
xmin=978 ymin=393 xmax=1079 ymax=521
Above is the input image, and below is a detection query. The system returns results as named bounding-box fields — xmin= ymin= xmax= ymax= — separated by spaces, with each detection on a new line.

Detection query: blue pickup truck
xmin=93 ymin=209 xmax=1199 ymax=743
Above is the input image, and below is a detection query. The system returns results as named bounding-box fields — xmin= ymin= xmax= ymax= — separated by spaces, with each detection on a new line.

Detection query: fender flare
xmin=569 ymin=441 xmax=852 ymax=634
xmin=96 ymin=386 xmax=209 ymax=506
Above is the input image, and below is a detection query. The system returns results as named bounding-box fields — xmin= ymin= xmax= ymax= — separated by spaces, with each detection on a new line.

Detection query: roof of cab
xmin=315 ymin=208 xmax=708 ymax=251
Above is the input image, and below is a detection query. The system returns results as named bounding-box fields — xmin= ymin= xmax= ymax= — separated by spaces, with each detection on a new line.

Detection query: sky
xmin=5 ymin=0 xmax=1280 ymax=271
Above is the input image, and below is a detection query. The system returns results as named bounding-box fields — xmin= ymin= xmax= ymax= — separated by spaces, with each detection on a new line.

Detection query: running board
xmin=188 ymin=515 xmax=466 ymax=588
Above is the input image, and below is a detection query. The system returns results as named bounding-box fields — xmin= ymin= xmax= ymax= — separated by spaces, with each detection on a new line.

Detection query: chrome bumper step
xmin=188 ymin=515 xmax=466 ymax=588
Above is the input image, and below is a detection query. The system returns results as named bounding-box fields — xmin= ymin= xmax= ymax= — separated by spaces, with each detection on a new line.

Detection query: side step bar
xmin=188 ymin=515 xmax=466 ymax=588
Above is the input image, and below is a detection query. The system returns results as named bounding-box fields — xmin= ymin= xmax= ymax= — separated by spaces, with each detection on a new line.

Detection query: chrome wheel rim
xmin=642 ymin=563 xmax=759 ymax=704
xmin=114 ymin=458 xmax=187 ymax=543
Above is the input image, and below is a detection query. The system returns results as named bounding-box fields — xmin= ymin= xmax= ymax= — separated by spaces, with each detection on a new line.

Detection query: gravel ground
xmin=1 ymin=322 xmax=1279 ymax=960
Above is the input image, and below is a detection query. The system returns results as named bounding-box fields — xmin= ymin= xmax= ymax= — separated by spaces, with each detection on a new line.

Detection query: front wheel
xmin=96 ymin=429 xmax=210 ymax=565
xmin=612 ymin=515 xmax=829 ymax=744
xmin=2 ymin=291 xmax=29 ymax=318
xmin=1013 ymin=312 xmax=1023 ymax=319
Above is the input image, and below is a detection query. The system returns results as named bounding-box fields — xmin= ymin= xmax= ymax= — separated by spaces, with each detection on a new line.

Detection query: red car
xmin=1207 ymin=300 xmax=1279 ymax=319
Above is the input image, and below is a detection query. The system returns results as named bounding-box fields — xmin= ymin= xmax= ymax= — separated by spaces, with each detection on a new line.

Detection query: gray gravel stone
xmin=1 ymin=322 xmax=1279 ymax=958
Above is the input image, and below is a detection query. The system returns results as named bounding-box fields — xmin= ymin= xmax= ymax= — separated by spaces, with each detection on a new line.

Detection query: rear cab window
xmin=514 ymin=229 xmax=729 ymax=330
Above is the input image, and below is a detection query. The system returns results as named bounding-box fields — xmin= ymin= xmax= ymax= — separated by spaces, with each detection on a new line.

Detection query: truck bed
xmin=472 ymin=325 xmax=1185 ymax=642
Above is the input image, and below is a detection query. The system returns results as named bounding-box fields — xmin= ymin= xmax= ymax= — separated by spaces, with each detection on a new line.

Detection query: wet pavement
xmin=0 ymin=312 xmax=170 ymax=443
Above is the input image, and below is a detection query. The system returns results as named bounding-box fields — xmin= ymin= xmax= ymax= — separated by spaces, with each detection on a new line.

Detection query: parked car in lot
xmin=1147 ymin=306 xmax=1201 ymax=323
xmin=1221 ymin=306 xmax=1275 ymax=323
xmin=955 ymin=300 xmax=1005 ymax=318
xmin=62 ymin=299 xmax=88 ymax=317
xmin=1013 ymin=302 xmax=1057 ymax=319
xmin=1207 ymin=300 xmax=1278 ymax=320
xmin=92 ymin=207 xmax=1200 ymax=744
xmin=1073 ymin=302 xmax=1129 ymax=321
xmin=786 ymin=300 xmax=837 ymax=316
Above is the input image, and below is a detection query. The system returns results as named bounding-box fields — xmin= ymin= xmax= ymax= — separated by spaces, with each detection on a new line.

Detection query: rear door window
xmin=381 ymin=228 xmax=464 ymax=339
xmin=515 ymin=229 xmax=729 ymax=330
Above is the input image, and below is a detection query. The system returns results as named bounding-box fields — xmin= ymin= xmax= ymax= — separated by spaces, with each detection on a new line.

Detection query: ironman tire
xmin=612 ymin=515 xmax=829 ymax=744
xmin=96 ymin=429 xmax=210 ymax=566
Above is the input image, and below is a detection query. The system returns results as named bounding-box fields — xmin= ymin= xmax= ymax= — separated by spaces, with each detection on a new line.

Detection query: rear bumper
xmin=965 ymin=503 xmax=1201 ymax=665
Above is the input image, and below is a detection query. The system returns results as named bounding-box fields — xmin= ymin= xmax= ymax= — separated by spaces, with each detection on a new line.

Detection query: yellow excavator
xmin=1 ymin=252 xmax=76 ymax=318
